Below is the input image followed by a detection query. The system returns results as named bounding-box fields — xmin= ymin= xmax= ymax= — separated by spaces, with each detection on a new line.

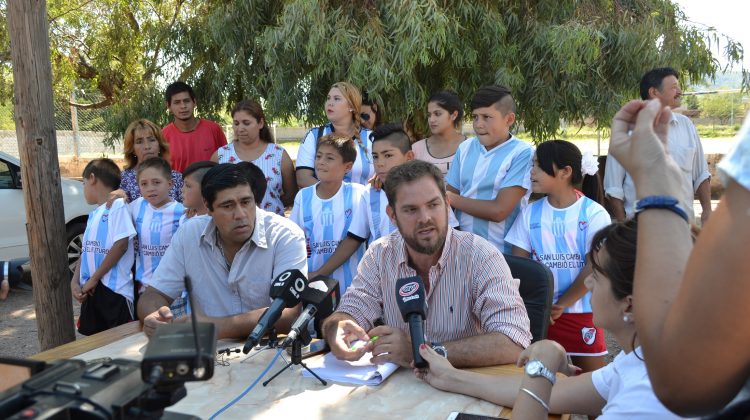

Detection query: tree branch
xmin=143 ymin=0 xmax=185 ymax=80
xmin=68 ymin=97 xmax=113 ymax=109
xmin=48 ymin=0 xmax=98 ymax=23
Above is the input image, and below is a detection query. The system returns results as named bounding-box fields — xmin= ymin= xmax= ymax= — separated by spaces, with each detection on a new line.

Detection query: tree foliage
xmin=1 ymin=0 xmax=746 ymax=144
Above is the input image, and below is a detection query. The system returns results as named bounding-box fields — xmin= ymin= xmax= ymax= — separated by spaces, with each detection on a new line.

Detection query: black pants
xmin=78 ymin=284 xmax=134 ymax=336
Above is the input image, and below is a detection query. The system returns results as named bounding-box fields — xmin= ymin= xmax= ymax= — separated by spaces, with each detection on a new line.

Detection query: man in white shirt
xmin=137 ymin=163 xmax=307 ymax=339
xmin=604 ymin=67 xmax=712 ymax=224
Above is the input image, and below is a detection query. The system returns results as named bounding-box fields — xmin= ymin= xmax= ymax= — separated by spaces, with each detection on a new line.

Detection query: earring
xmin=622 ymin=313 xmax=634 ymax=323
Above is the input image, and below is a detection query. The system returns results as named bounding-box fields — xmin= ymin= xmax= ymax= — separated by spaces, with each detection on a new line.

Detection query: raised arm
xmin=609 ymin=100 xmax=750 ymax=415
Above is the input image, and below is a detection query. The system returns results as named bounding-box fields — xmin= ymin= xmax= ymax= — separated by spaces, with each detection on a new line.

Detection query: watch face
xmin=526 ymin=360 xmax=543 ymax=375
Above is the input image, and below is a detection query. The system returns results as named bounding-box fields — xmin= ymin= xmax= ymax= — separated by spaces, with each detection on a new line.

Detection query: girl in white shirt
xmin=416 ymin=220 xmax=690 ymax=419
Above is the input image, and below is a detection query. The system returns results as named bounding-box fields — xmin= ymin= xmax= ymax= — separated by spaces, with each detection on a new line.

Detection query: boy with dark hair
xmin=290 ymin=133 xmax=366 ymax=294
xmin=72 ymin=158 xmax=137 ymax=335
xmin=309 ymin=123 xmax=458 ymax=279
xmin=446 ymin=85 xmax=533 ymax=253
xmin=162 ymin=81 xmax=227 ymax=173
xmin=605 ymin=67 xmax=711 ymax=224
xmin=180 ymin=160 xmax=217 ymax=223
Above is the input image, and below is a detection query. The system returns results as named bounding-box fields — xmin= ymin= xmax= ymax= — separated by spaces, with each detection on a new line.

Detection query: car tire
xmin=65 ymin=222 xmax=86 ymax=276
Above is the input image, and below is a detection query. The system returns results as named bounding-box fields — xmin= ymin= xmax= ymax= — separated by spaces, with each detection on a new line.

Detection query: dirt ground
xmin=0 ymin=286 xmax=82 ymax=358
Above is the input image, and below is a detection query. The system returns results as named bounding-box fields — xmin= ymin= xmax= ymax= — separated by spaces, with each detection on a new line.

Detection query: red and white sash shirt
xmin=336 ymin=228 xmax=532 ymax=347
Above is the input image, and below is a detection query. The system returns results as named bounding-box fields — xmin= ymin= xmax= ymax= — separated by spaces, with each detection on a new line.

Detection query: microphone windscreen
xmin=395 ymin=276 xmax=427 ymax=322
xmin=304 ymin=276 xmax=340 ymax=337
xmin=269 ymin=269 xmax=307 ymax=306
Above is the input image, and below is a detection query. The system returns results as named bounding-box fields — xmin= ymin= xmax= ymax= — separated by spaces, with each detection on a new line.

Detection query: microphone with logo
xmin=242 ymin=269 xmax=307 ymax=354
xmin=395 ymin=276 xmax=428 ymax=368
xmin=281 ymin=276 xmax=340 ymax=348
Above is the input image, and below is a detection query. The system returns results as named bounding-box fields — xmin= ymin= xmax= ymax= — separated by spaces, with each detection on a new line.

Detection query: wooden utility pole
xmin=7 ymin=0 xmax=76 ymax=349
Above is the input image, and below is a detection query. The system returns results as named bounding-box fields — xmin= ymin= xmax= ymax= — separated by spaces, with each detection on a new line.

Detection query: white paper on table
xmin=301 ymin=351 xmax=399 ymax=385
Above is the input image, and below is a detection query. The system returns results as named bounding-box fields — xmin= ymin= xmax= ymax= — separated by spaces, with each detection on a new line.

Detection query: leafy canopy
xmin=1 ymin=0 xmax=745 ymax=143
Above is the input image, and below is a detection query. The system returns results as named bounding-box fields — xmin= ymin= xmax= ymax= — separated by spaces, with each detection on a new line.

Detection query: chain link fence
xmin=0 ymin=92 xmax=116 ymax=158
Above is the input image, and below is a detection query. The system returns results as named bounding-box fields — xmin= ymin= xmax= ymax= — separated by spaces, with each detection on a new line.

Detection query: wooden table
xmin=30 ymin=326 xmax=567 ymax=419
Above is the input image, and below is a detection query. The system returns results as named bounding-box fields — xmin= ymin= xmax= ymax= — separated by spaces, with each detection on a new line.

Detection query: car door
xmin=0 ymin=157 xmax=28 ymax=260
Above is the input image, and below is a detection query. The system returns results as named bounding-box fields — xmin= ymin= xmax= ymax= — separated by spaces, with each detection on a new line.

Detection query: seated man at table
xmin=322 ymin=160 xmax=532 ymax=368
xmin=137 ymin=163 xmax=308 ymax=339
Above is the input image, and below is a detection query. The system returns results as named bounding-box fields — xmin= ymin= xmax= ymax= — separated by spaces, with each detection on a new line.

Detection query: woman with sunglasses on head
xmin=295 ymin=82 xmax=374 ymax=189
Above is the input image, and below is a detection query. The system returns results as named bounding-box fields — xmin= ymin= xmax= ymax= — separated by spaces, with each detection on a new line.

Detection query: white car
xmin=0 ymin=151 xmax=96 ymax=273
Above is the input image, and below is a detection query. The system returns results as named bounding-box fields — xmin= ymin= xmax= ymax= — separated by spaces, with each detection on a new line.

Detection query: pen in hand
xmin=350 ymin=336 xmax=379 ymax=351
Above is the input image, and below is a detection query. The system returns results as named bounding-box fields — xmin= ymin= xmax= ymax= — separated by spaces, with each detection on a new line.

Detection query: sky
xmin=673 ymin=0 xmax=750 ymax=69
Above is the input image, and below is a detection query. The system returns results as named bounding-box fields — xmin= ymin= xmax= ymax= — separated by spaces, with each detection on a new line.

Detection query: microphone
xmin=395 ymin=276 xmax=428 ymax=368
xmin=242 ymin=269 xmax=307 ymax=353
xmin=281 ymin=276 xmax=339 ymax=348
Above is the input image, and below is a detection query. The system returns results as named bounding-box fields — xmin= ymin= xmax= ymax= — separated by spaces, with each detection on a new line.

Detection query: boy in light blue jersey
xmin=129 ymin=157 xmax=184 ymax=293
xmin=308 ymin=123 xmax=459 ymax=280
xmin=290 ymin=133 xmax=366 ymax=294
xmin=72 ymin=159 xmax=137 ymax=335
xmin=446 ymin=85 xmax=533 ymax=253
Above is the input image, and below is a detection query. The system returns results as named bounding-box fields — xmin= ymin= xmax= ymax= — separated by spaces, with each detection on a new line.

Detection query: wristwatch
xmin=525 ymin=359 xmax=556 ymax=385
xmin=431 ymin=342 xmax=448 ymax=358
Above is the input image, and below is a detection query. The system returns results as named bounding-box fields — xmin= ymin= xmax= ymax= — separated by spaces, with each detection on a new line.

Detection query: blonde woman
xmin=295 ymin=82 xmax=373 ymax=188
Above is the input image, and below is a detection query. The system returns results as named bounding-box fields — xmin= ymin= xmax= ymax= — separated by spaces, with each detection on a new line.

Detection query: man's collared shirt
xmin=336 ymin=227 xmax=532 ymax=347
xmin=604 ymin=112 xmax=710 ymax=220
xmin=150 ymin=208 xmax=307 ymax=317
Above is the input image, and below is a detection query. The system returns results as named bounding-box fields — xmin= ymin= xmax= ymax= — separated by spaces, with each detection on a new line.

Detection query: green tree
xmin=2 ymin=0 xmax=746 ymax=143
xmin=699 ymin=91 xmax=749 ymax=124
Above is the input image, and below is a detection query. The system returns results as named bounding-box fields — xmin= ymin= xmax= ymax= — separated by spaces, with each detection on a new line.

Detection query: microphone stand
xmin=262 ymin=322 xmax=326 ymax=387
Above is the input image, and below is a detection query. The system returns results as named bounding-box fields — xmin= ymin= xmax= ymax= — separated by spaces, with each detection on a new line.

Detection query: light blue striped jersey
xmin=215 ymin=142 xmax=287 ymax=216
xmin=505 ymin=195 xmax=611 ymax=313
xmin=129 ymin=198 xmax=184 ymax=288
xmin=445 ymin=136 xmax=533 ymax=252
xmin=79 ymin=198 xmax=136 ymax=301
xmin=296 ymin=123 xmax=374 ymax=185
xmin=349 ymin=185 xmax=461 ymax=244
xmin=290 ymin=182 xmax=366 ymax=294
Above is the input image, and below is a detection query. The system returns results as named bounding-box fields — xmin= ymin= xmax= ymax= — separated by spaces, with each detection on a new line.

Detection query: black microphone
xmin=395 ymin=276 xmax=428 ymax=368
xmin=242 ymin=269 xmax=307 ymax=353
xmin=281 ymin=276 xmax=339 ymax=348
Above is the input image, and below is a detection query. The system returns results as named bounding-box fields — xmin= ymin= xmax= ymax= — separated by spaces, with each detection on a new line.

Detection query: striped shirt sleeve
xmin=335 ymin=244 xmax=385 ymax=332
xmin=472 ymin=248 xmax=532 ymax=348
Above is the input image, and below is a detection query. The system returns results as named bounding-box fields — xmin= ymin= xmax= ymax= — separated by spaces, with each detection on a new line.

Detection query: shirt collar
xmin=396 ymin=225 xmax=455 ymax=271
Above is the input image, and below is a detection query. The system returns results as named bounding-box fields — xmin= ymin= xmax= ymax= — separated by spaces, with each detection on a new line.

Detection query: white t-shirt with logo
xmin=129 ymin=198 xmax=185 ymax=287
xmin=290 ymin=182 xmax=366 ymax=294
xmin=79 ymin=198 xmax=137 ymax=301
xmin=505 ymin=195 xmax=611 ymax=313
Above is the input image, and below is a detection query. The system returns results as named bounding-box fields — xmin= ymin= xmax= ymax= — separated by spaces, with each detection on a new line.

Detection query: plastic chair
xmin=503 ymin=253 xmax=554 ymax=342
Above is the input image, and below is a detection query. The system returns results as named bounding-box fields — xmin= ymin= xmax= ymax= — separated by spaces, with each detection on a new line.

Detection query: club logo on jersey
xmin=578 ymin=221 xmax=588 ymax=231
xmin=345 ymin=209 xmax=352 ymax=219
xmin=399 ymin=281 xmax=420 ymax=297
xmin=101 ymin=214 xmax=109 ymax=223
xmin=581 ymin=327 xmax=596 ymax=345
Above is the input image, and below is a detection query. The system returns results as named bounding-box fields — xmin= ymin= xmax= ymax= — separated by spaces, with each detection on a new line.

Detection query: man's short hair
xmin=235 ymin=161 xmax=268 ymax=203
xmin=640 ymin=67 xmax=679 ymax=100
xmin=183 ymin=161 xmax=218 ymax=182
xmin=371 ymin=122 xmax=411 ymax=154
xmin=82 ymin=158 xmax=121 ymax=190
xmin=201 ymin=164 xmax=252 ymax=211
xmin=470 ymin=85 xmax=516 ymax=114
xmin=317 ymin=133 xmax=357 ymax=164
xmin=384 ymin=160 xmax=446 ymax=207
xmin=165 ymin=81 xmax=195 ymax=104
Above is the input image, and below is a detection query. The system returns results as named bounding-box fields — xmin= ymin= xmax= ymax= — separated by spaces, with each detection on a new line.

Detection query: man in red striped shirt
xmin=322 ymin=160 xmax=531 ymax=368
